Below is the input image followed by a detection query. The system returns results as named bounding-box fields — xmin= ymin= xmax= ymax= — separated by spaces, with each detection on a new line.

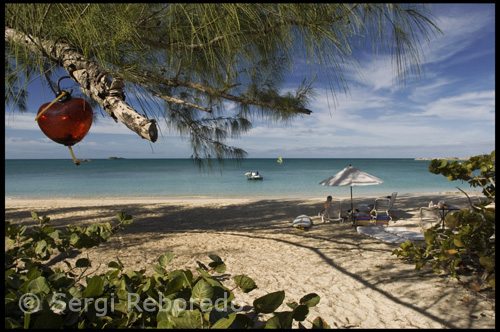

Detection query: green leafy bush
xmin=393 ymin=151 xmax=495 ymax=289
xmin=5 ymin=212 xmax=327 ymax=329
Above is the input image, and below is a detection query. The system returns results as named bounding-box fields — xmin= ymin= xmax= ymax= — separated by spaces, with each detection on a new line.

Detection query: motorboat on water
xmin=245 ymin=171 xmax=263 ymax=180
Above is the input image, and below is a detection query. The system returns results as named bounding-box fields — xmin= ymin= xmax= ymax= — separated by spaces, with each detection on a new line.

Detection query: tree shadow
xmin=5 ymin=194 xmax=486 ymax=328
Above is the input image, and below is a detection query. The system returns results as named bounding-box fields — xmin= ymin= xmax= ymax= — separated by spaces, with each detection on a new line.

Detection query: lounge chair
xmin=371 ymin=192 xmax=398 ymax=221
xmin=419 ymin=207 xmax=440 ymax=232
xmin=387 ymin=192 xmax=398 ymax=210
xmin=322 ymin=198 xmax=343 ymax=223
xmin=371 ymin=198 xmax=391 ymax=217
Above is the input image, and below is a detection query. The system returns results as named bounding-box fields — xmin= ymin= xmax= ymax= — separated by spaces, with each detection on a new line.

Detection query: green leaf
xmin=312 ymin=316 xmax=330 ymax=329
xmin=41 ymin=225 xmax=55 ymax=234
xmin=117 ymin=212 xmax=133 ymax=225
xmin=415 ymin=260 xmax=426 ymax=270
xmin=170 ymin=315 xmax=202 ymax=329
xmin=264 ymin=311 xmax=294 ymax=329
xmin=197 ymin=261 xmax=208 ymax=271
xmin=159 ymin=252 xmax=174 ymax=267
xmin=233 ymin=275 xmax=257 ymax=293
xmin=5 ymin=317 xmax=22 ymax=329
xmin=292 ymin=304 xmax=309 ymax=321
xmin=208 ymin=254 xmax=223 ymax=262
xmin=28 ymin=276 xmax=51 ymax=295
xmin=69 ymin=233 xmax=80 ymax=245
xmin=487 ymin=274 xmax=495 ymax=288
xmin=48 ymin=230 xmax=60 ymax=239
xmin=34 ymin=240 xmax=47 ymax=255
xmin=445 ymin=214 xmax=460 ymax=229
xmin=164 ymin=278 xmax=186 ymax=295
xmin=26 ymin=267 xmax=42 ymax=282
xmin=30 ymin=211 xmax=39 ymax=221
xmin=479 ymin=256 xmax=495 ymax=272
xmin=299 ymin=293 xmax=320 ymax=307
xmin=83 ymin=275 xmax=104 ymax=298
xmin=231 ymin=313 xmax=253 ymax=329
xmin=211 ymin=312 xmax=237 ymax=329
xmin=157 ymin=320 xmax=174 ymax=329
xmin=208 ymin=261 xmax=227 ymax=273
xmin=453 ymin=237 xmax=465 ymax=248
xmin=108 ymin=261 xmax=122 ymax=269
xmin=253 ymin=290 xmax=285 ymax=314
xmin=152 ymin=264 xmax=166 ymax=275
xmin=191 ymin=279 xmax=214 ymax=303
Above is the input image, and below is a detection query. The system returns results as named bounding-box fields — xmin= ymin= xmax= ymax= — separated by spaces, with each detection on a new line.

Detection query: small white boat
xmin=292 ymin=215 xmax=313 ymax=229
xmin=245 ymin=171 xmax=263 ymax=180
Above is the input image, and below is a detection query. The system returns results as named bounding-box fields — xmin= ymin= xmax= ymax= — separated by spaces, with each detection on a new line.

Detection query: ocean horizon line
xmin=5 ymin=157 xmax=423 ymax=160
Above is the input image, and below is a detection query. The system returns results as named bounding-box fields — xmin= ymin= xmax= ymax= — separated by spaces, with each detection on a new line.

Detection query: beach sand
xmin=5 ymin=193 xmax=495 ymax=328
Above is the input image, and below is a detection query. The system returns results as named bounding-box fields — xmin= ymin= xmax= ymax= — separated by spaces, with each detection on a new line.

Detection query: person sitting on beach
xmin=319 ymin=196 xmax=333 ymax=223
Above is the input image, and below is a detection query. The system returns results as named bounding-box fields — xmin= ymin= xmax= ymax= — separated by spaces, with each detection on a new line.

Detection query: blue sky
xmin=5 ymin=3 xmax=495 ymax=160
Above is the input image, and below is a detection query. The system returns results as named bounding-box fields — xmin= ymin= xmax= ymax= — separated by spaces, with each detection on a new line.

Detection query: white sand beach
xmin=4 ymin=193 xmax=495 ymax=328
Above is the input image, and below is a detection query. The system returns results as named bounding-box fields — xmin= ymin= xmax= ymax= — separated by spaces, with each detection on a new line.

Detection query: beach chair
xmin=387 ymin=192 xmax=398 ymax=210
xmin=419 ymin=207 xmax=440 ymax=232
xmin=371 ymin=192 xmax=398 ymax=221
xmin=371 ymin=198 xmax=391 ymax=218
xmin=322 ymin=198 xmax=343 ymax=223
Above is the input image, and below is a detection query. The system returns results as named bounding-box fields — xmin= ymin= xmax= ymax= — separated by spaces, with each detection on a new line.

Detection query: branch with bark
xmin=6 ymin=25 xmax=312 ymax=145
xmin=5 ymin=27 xmax=158 ymax=142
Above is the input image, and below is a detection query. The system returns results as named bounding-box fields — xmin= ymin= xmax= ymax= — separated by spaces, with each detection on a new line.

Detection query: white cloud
xmin=420 ymin=90 xmax=495 ymax=119
xmin=4 ymin=113 xmax=39 ymax=131
xmin=422 ymin=4 xmax=495 ymax=65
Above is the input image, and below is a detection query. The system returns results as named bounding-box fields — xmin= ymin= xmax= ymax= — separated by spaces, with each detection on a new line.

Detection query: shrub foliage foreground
xmin=5 ymin=212 xmax=328 ymax=329
xmin=393 ymin=151 xmax=495 ymax=290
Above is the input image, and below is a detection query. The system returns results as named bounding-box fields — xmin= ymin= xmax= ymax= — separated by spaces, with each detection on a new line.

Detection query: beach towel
xmin=383 ymin=227 xmax=425 ymax=241
xmin=375 ymin=215 xmax=391 ymax=226
xmin=355 ymin=215 xmax=371 ymax=226
xmin=356 ymin=226 xmax=407 ymax=243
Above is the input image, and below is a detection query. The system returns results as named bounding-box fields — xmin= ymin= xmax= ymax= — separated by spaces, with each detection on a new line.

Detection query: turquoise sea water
xmin=5 ymin=158 xmax=470 ymax=199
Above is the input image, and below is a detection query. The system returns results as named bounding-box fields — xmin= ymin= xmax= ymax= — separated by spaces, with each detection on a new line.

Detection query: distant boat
xmin=245 ymin=171 xmax=263 ymax=180
xmin=277 ymin=156 xmax=283 ymax=164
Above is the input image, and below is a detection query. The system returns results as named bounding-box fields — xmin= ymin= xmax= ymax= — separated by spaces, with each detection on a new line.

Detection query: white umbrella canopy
xmin=319 ymin=165 xmax=384 ymax=212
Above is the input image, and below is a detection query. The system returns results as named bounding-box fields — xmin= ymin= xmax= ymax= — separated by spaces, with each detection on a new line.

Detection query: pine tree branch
xmin=5 ymin=27 xmax=158 ymax=142
xmin=138 ymin=71 xmax=312 ymax=115
xmin=149 ymin=90 xmax=212 ymax=113
xmin=139 ymin=4 xmax=360 ymax=51
xmin=170 ymin=78 xmax=313 ymax=115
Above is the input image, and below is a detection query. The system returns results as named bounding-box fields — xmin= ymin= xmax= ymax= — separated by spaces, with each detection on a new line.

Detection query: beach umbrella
xmin=319 ymin=165 xmax=384 ymax=212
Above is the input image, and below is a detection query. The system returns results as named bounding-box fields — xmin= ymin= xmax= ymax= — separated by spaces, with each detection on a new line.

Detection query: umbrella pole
xmin=350 ymin=186 xmax=353 ymax=212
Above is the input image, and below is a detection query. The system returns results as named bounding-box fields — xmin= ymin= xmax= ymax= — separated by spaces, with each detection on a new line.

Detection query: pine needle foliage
xmin=5 ymin=3 xmax=442 ymax=160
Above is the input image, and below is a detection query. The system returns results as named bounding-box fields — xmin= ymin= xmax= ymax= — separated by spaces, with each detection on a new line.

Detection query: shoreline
xmin=4 ymin=189 xmax=476 ymax=201
xmin=5 ymin=193 xmax=494 ymax=328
